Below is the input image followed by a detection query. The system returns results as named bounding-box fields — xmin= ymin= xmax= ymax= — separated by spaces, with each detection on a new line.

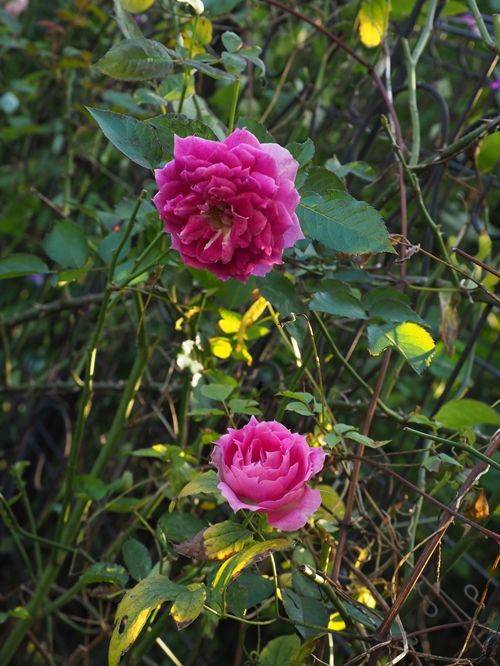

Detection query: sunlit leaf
xmin=435 ymin=399 xmax=500 ymax=429
xmin=358 ymin=0 xmax=391 ymax=48
xmin=367 ymin=322 xmax=436 ymax=374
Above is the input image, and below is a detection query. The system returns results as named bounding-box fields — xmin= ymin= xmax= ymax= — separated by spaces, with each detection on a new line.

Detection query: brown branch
xmin=2 ymin=294 xmax=104 ymax=329
xmin=366 ymin=428 xmax=500 ymax=665
xmin=348 ymin=455 xmax=500 ymax=541
xmin=331 ymin=349 xmax=393 ymax=581
xmin=453 ymin=247 xmax=500 ymax=280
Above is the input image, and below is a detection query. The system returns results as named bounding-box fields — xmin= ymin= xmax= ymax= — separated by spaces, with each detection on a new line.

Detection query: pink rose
xmin=211 ymin=417 xmax=326 ymax=531
xmin=5 ymin=0 xmax=28 ymax=17
xmin=153 ymin=129 xmax=303 ymax=282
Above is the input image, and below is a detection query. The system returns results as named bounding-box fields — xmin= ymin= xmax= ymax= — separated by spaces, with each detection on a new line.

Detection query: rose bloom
xmin=211 ymin=417 xmax=326 ymax=531
xmin=153 ymin=129 xmax=303 ymax=282
xmin=4 ymin=0 xmax=28 ymax=17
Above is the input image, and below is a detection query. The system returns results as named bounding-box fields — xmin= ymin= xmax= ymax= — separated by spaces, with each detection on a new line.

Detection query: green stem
xmin=228 ymin=78 xmax=241 ymax=134
xmin=178 ymin=14 xmax=199 ymax=114
xmin=404 ymin=427 xmax=500 ymax=472
xmin=0 ymin=290 xmax=151 ymax=666
xmin=466 ymin=0 xmax=496 ymax=50
xmin=56 ymin=192 xmax=146 ymax=543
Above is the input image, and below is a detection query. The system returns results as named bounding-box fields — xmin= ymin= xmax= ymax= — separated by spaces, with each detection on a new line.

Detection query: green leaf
xmin=476 ymin=132 xmax=500 ymax=174
xmin=96 ymin=38 xmax=173 ymax=81
xmin=367 ymin=322 xmax=436 ymax=374
xmin=364 ymin=287 xmax=425 ymax=325
xmin=228 ymin=571 xmax=274 ymax=611
xmin=302 ymin=166 xmax=346 ymax=195
xmin=221 ymin=51 xmax=246 ymax=75
xmin=228 ymin=398 xmax=262 ymax=415
xmin=212 ymin=539 xmax=291 ymax=595
xmin=236 ymin=116 xmax=275 ymax=142
xmin=200 ymin=383 xmax=234 ymax=401
xmin=326 ymin=157 xmax=375 ymax=182
xmin=178 ymin=470 xmax=220 ymax=498
xmin=79 ymin=562 xmax=129 ymax=588
xmin=257 ymin=272 xmax=305 ymax=314
xmin=299 ymin=191 xmax=394 ymax=255
xmin=157 ymin=512 xmax=207 ymax=543
xmin=287 ymin=139 xmax=315 ymax=167
xmin=203 ymin=0 xmax=243 ymax=14
xmin=434 ymin=399 xmax=500 ymax=429
xmin=98 ymin=230 xmax=131 ymax=264
xmin=285 ymin=401 xmax=313 ymax=417
xmin=86 ymin=107 xmax=164 ymax=169
xmin=0 ymin=253 xmax=49 ymax=279
xmin=122 ymin=539 xmax=152 ymax=581
xmin=309 ymin=280 xmax=366 ymax=319
xmin=170 ymin=583 xmax=206 ymax=629
xmin=74 ymin=474 xmax=109 ymax=501
xmin=281 ymin=589 xmax=329 ymax=639
xmin=221 ymin=30 xmax=242 ymax=53
xmin=259 ymin=635 xmax=302 ymax=666
xmin=113 ymin=0 xmax=144 ymax=39
xmin=43 ymin=221 xmax=89 ymax=269
xmin=145 ymin=113 xmax=217 ymax=151
xmin=109 ymin=575 xmax=183 ymax=666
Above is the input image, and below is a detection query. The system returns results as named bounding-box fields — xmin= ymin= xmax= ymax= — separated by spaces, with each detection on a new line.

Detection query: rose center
xmin=206 ymin=202 xmax=233 ymax=231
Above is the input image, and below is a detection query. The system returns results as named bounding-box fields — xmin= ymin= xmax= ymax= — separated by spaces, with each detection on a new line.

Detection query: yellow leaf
xmin=218 ymin=309 xmax=241 ymax=334
xmin=210 ymin=336 xmax=233 ymax=359
xmin=328 ymin=612 xmax=346 ymax=631
xmin=120 ymin=0 xmax=156 ymax=12
xmin=357 ymin=587 xmax=377 ymax=609
xmin=358 ymin=0 xmax=391 ymax=48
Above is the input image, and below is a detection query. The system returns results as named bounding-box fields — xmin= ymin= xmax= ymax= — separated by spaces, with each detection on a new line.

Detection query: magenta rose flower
xmin=152 ymin=129 xmax=303 ymax=282
xmin=210 ymin=417 xmax=326 ymax=531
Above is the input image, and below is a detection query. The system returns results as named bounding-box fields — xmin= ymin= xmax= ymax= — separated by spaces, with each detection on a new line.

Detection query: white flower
xmin=176 ymin=336 xmax=204 ymax=386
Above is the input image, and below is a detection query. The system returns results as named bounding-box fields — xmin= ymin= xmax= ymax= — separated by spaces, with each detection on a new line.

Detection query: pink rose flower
xmin=5 ymin=0 xmax=28 ymax=17
xmin=211 ymin=417 xmax=326 ymax=531
xmin=153 ymin=129 xmax=303 ymax=282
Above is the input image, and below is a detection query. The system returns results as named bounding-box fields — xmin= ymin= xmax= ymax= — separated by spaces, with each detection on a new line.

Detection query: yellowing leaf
xmin=367 ymin=322 xmax=435 ymax=374
xmin=212 ymin=539 xmax=291 ymax=592
xmin=204 ymin=521 xmax=253 ymax=560
xmin=120 ymin=0 xmax=156 ymax=12
xmin=170 ymin=583 xmax=206 ymax=629
xmin=108 ymin=575 xmax=182 ymax=666
xmin=358 ymin=0 xmax=391 ymax=48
